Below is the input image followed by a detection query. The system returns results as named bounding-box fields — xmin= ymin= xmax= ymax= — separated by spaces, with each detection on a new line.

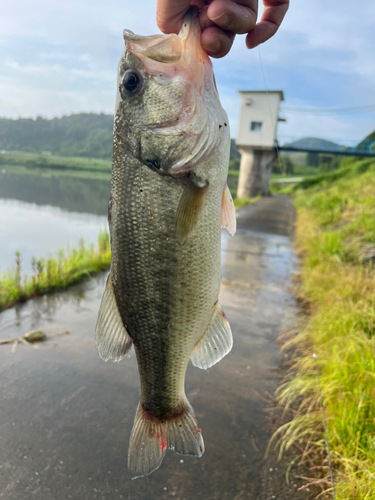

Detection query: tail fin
xmin=128 ymin=400 xmax=204 ymax=479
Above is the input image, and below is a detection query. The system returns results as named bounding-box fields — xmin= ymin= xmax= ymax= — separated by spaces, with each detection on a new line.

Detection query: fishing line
xmin=313 ymin=352 xmax=336 ymax=499
xmin=257 ymin=47 xmax=336 ymax=498
xmin=257 ymin=46 xmax=293 ymax=237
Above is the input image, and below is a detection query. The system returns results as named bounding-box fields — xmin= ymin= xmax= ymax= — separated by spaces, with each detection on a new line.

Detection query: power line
xmin=281 ymin=104 xmax=375 ymax=115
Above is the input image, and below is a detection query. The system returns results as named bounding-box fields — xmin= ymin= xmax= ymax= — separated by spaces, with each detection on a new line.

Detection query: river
xmin=0 ymin=172 xmax=109 ymax=275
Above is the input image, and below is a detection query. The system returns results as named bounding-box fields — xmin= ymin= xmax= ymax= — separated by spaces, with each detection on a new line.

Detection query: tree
xmin=356 ymin=129 xmax=375 ymax=152
xmin=272 ymin=155 xmax=294 ymax=175
xmin=307 ymin=151 xmax=319 ymax=167
xmin=0 ymin=114 xmax=114 ymax=159
xmin=319 ymin=155 xmax=341 ymax=173
xmin=229 ymin=158 xmax=240 ymax=171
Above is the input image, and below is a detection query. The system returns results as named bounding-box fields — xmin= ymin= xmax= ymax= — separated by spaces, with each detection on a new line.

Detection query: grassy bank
xmin=271 ymin=163 xmax=319 ymax=179
xmin=234 ymin=195 xmax=261 ymax=210
xmin=270 ymin=159 xmax=375 ymax=498
xmin=0 ymin=151 xmax=111 ymax=171
xmin=0 ymin=151 xmax=111 ymax=180
xmin=0 ymin=230 xmax=110 ymax=312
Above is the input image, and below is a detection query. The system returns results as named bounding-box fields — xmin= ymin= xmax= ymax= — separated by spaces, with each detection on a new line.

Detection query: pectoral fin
xmin=191 ymin=303 xmax=233 ymax=370
xmin=176 ymin=175 xmax=208 ymax=244
xmin=95 ymin=272 xmax=133 ymax=362
xmin=221 ymin=184 xmax=236 ymax=236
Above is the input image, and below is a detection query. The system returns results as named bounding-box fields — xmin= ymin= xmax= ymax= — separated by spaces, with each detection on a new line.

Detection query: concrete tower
xmin=236 ymin=90 xmax=284 ymax=198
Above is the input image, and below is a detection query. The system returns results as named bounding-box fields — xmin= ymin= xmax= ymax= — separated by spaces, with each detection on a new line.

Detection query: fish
xmin=95 ymin=7 xmax=236 ymax=479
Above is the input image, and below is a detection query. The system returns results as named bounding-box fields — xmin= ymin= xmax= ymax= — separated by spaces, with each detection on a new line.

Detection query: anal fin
xmin=221 ymin=183 xmax=236 ymax=236
xmin=95 ymin=272 xmax=133 ymax=362
xmin=191 ymin=303 xmax=233 ymax=370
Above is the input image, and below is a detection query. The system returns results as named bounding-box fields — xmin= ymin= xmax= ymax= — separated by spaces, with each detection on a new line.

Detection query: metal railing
xmin=276 ymin=136 xmax=375 ymax=157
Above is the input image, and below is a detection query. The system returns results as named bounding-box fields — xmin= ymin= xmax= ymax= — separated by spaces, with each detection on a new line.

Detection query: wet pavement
xmin=0 ymin=195 xmax=309 ymax=500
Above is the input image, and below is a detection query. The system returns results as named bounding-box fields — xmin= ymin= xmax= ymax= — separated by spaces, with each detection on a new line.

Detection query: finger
xmin=156 ymin=0 xmax=205 ymax=34
xmin=201 ymin=26 xmax=236 ymax=58
xmin=206 ymin=0 xmax=258 ymax=35
xmin=246 ymin=0 xmax=289 ymax=48
xmin=198 ymin=5 xmax=217 ymax=31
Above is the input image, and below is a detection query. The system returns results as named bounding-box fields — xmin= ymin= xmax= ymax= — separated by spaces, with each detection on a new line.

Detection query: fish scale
xmin=95 ymin=6 xmax=236 ymax=479
xmin=111 ymin=148 xmax=223 ymax=408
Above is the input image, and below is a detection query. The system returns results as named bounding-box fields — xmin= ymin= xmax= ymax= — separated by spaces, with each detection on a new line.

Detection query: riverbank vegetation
xmin=270 ymin=158 xmax=375 ymax=498
xmin=0 ymin=114 xmax=114 ymax=158
xmin=0 ymin=230 xmax=110 ymax=312
xmin=0 ymin=151 xmax=111 ymax=179
xmin=233 ymin=195 xmax=260 ymax=210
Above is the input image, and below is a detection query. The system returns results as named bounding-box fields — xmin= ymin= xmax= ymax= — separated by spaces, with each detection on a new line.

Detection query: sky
xmin=1 ymin=0 xmax=374 ymax=145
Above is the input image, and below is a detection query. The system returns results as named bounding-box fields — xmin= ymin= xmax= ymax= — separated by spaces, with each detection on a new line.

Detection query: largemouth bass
xmin=95 ymin=7 xmax=236 ymax=479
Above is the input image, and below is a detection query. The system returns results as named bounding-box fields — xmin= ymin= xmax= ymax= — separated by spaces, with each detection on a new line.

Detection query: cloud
xmin=0 ymin=0 xmax=374 ymax=143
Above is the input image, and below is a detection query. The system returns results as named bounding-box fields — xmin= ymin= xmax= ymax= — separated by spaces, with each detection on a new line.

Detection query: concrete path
xmin=0 ymin=196 xmax=308 ymax=500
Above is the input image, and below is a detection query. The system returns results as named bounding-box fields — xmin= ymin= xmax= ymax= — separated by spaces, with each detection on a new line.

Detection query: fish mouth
xmin=123 ymin=7 xmax=210 ymax=90
xmin=123 ymin=30 xmax=183 ymax=63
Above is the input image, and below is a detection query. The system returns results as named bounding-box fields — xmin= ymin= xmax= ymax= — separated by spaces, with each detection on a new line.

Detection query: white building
xmin=235 ymin=90 xmax=285 ymax=198
xmin=236 ymin=90 xmax=284 ymax=150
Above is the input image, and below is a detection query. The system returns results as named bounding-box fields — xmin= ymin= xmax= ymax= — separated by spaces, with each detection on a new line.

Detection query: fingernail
xmin=210 ymin=12 xmax=230 ymax=27
xmin=202 ymin=38 xmax=221 ymax=54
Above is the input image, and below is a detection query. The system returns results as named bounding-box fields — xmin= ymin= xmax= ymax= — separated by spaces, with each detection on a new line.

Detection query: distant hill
xmin=356 ymin=130 xmax=375 ymax=152
xmin=283 ymin=137 xmax=347 ymax=152
xmin=0 ymin=114 xmax=241 ymax=161
xmin=0 ymin=114 xmax=114 ymax=159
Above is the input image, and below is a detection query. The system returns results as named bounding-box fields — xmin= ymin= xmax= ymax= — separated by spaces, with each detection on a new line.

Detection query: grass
xmin=0 ymin=151 xmax=111 ymax=180
xmin=234 ymin=195 xmax=261 ymax=210
xmin=271 ymin=164 xmax=319 ymax=179
xmin=269 ymin=158 xmax=375 ymax=498
xmin=228 ymin=170 xmax=239 ymax=197
xmin=0 ymin=229 xmax=111 ymax=312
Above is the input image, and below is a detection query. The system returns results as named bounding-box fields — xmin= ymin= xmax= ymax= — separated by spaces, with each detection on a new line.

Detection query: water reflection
xmin=0 ymin=199 xmax=107 ymax=274
xmin=0 ymin=272 xmax=107 ymax=340
xmin=0 ymin=171 xmax=110 ymax=215
xmin=0 ymin=172 xmax=109 ymax=274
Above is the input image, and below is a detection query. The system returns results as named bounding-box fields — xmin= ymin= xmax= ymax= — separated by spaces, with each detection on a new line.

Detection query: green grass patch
xmin=269 ymin=158 xmax=375 ymax=499
xmin=271 ymin=164 xmax=319 ymax=179
xmin=0 ymin=230 xmax=111 ymax=312
xmin=228 ymin=170 xmax=239 ymax=197
xmin=0 ymin=151 xmax=111 ymax=179
xmin=290 ymin=157 xmax=374 ymax=192
xmin=233 ymin=195 xmax=260 ymax=210
xmin=293 ymin=164 xmax=319 ymax=176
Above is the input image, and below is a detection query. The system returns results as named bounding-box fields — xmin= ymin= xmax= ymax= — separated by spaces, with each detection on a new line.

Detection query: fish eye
xmin=122 ymin=70 xmax=142 ymax=93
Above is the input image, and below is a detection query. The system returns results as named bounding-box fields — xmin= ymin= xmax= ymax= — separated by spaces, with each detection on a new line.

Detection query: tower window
xmin=250 ymin=121 xmax=262 ymax=132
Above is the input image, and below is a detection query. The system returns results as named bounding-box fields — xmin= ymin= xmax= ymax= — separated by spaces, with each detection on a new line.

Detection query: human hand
xmin=156 ymin=0 xmax=289 ymax=58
